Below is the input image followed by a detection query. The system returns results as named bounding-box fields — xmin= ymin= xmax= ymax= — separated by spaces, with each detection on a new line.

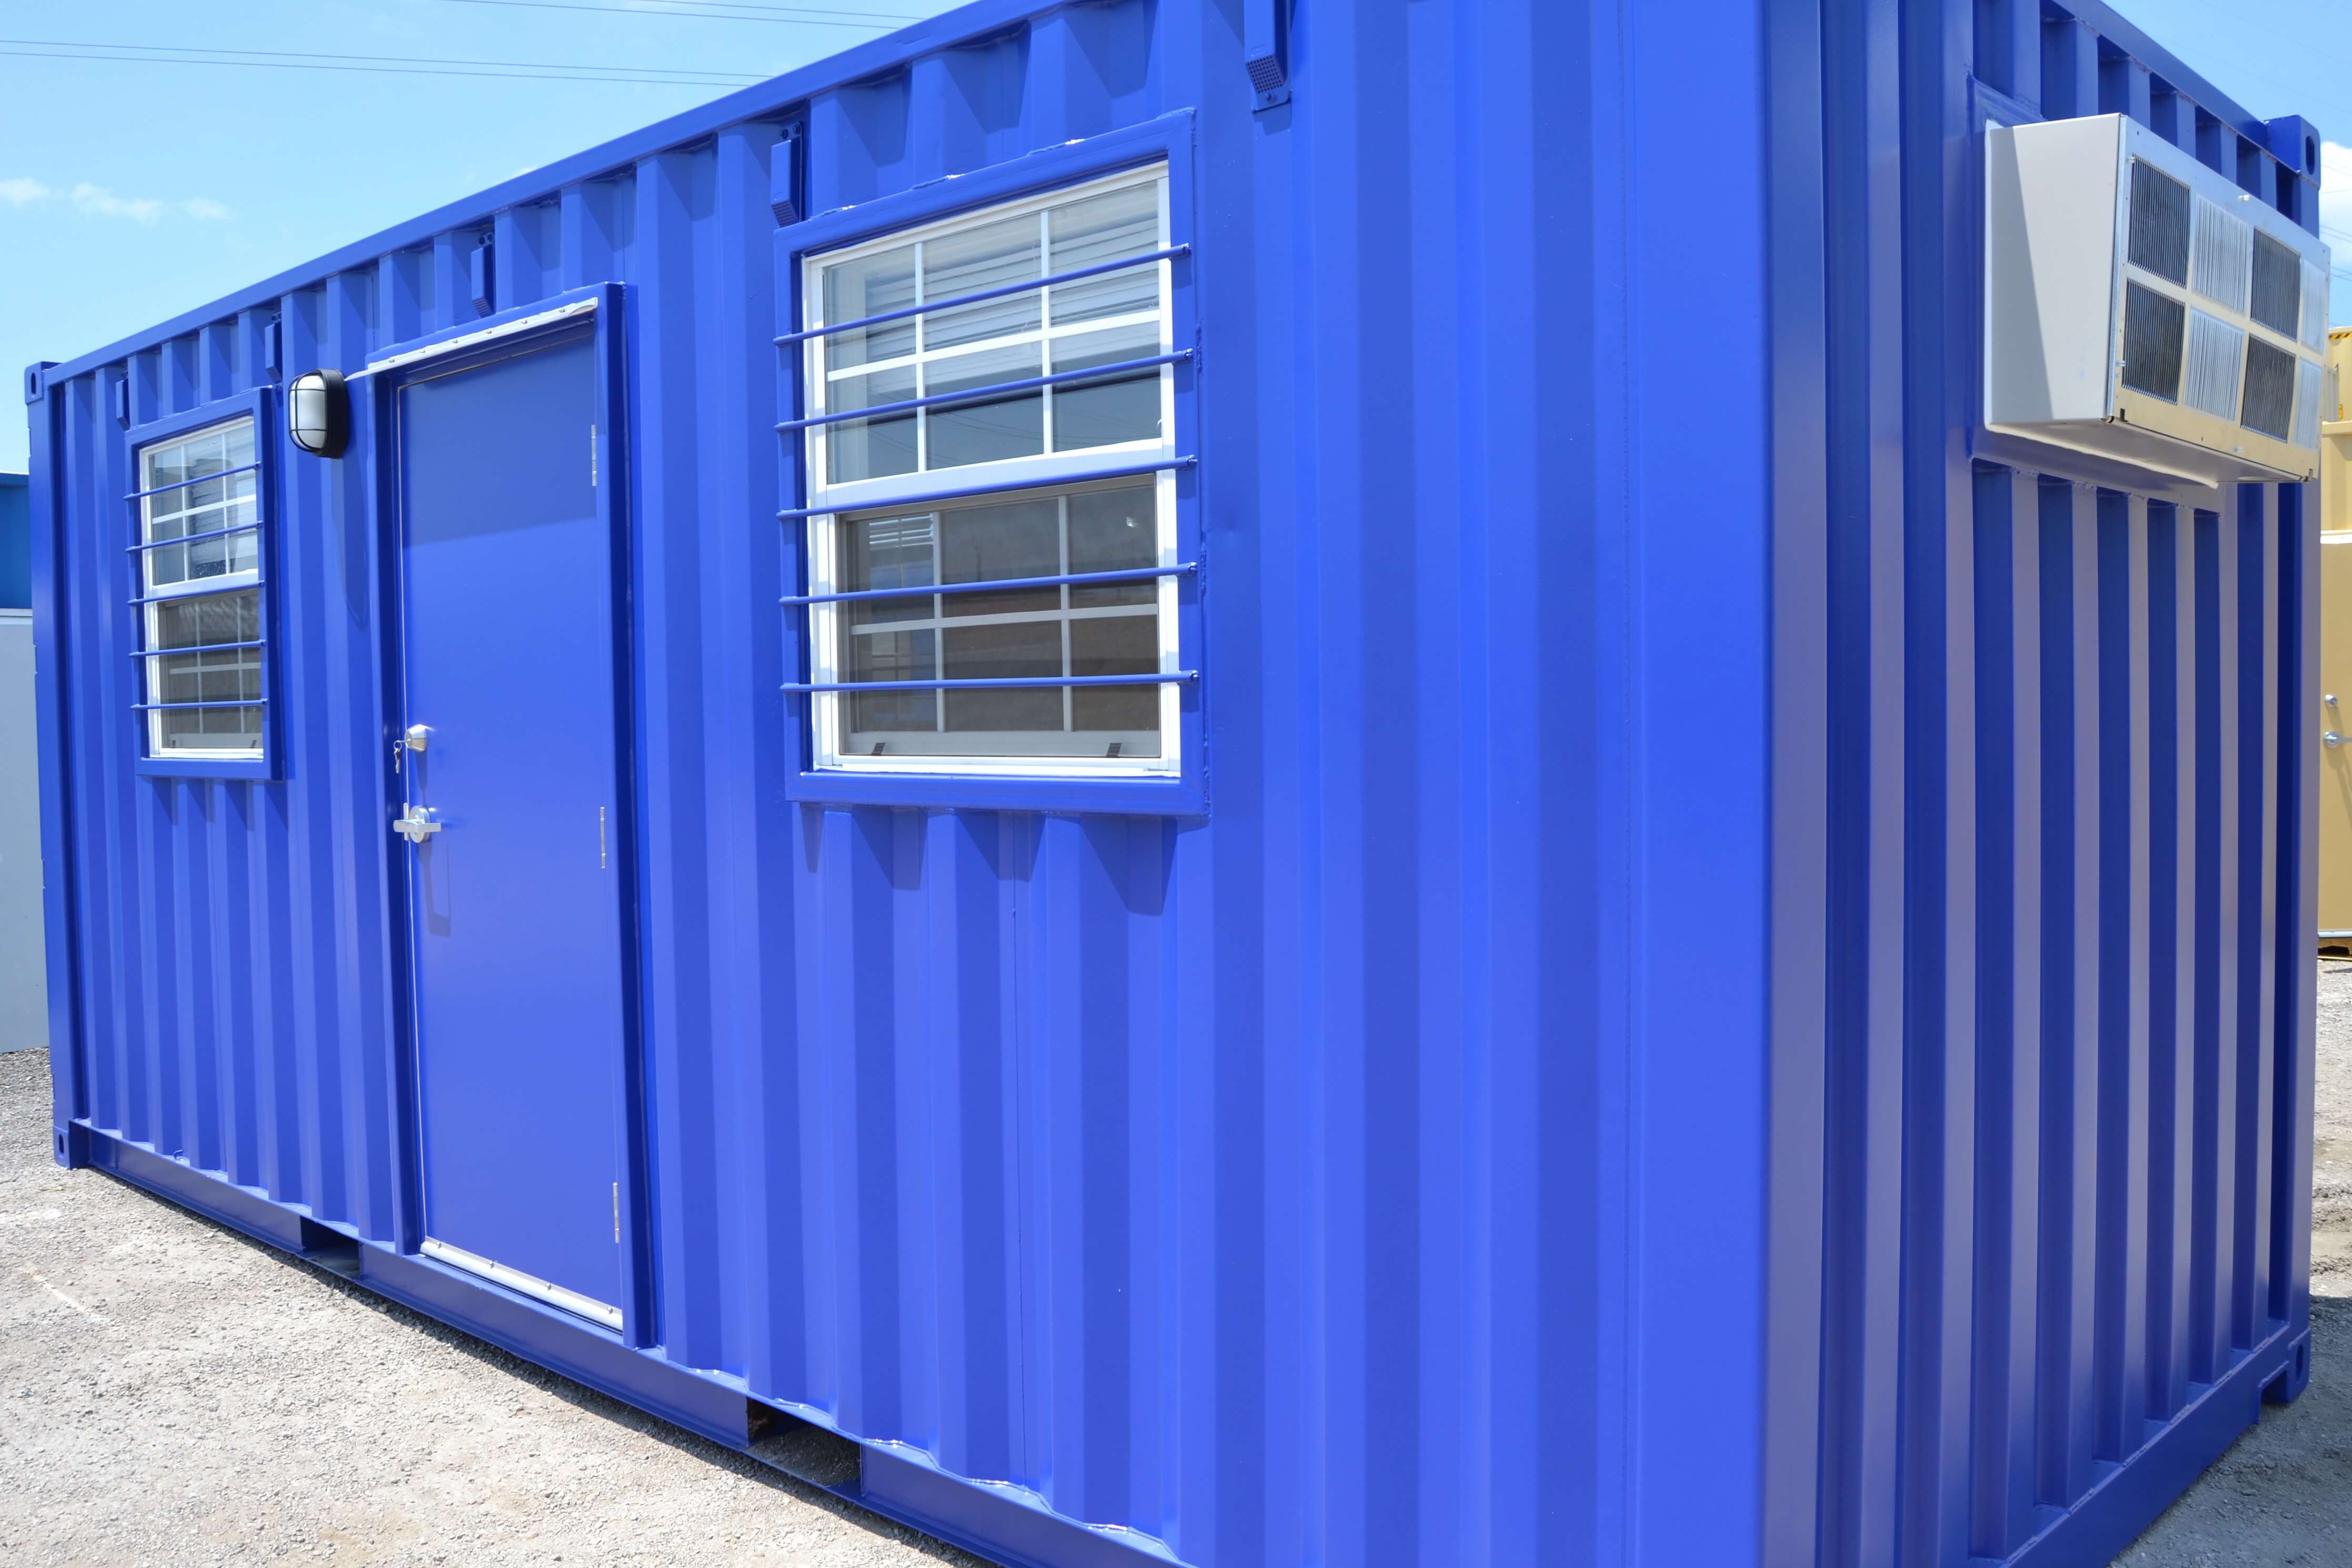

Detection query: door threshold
xmin=420 ymin=1237 xmax=623 ymax=1331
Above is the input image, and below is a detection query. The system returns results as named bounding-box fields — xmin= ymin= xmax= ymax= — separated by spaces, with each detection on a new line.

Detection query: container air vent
xmin=2121 ymin=282 xmax=2186 ymax=398
xmin=2242 ymin=338 xmax=2297 ymax=439
xmin=2129 ymin=161 xmax=2192 ymax=283
xmin=2294 ymin=358 xmax=2325 ymax=447
xmin=2190 ymin=195 xmax=2252 ymax=313
xmin=2181 ymin=310 xmax=2246 ymax=419
xmin=1984 ymin=113 xmax=2329 ymax=484
xmin=2251 ymin=232 xmax=2303 ymax=338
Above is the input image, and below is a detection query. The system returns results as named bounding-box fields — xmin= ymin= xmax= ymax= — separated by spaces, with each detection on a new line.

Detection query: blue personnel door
xmin=394 ymin=328 xmax=628 ymax=1329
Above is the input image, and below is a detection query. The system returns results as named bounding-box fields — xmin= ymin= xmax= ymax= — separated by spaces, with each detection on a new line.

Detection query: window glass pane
xmin=1070 ymin=614 xmax=1159 ymax=741
xmin=926 ymin=343 xmax=1045 ymax=470
xmin=941 ymin=497 xmax=1060 ymax=617
xmin=823 ymin=245 xmax=918 ymax=371
xmin=842 ymin=628 xmax=937 ymax=738
xmin=1049 ymin=184 xmax=1160 ymax=324
xmin=150 ymin=588 xmax=263 ymax=754
xmin=826 ymin=362 xmax=919 ymax=485
xmin=1068 ymin=485 xmax=1157 ymax=606
xmin=827 ymin=417 xmax=919 ymax=485
xmin=922 ymin=213 xmax=1041 ymax=350
xmin=942 ymin=620 xmax=1062 ymax=732
xmin=845 ymin=512 xmax=937 ymax=627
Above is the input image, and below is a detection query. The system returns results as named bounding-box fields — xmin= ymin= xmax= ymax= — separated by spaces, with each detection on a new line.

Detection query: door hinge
xmin=590 ymin=422 xmax=598 ymax=487
xmin=599 ymin=805 xmax=607 ymax=868
xmin=612 ymin=1182 xmax=620 ymax=1242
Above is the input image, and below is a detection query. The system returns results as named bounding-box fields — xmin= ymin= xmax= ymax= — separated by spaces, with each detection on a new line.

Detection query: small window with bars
xmin=789 ymin=165 xmax=1188 ymax=779
xmin=131 ymin=412 xmax=268 ymax=767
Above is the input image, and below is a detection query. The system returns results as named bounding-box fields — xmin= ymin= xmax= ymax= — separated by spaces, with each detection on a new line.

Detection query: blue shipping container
xmin=20 ymin=2 xmax=2323 ymax=1565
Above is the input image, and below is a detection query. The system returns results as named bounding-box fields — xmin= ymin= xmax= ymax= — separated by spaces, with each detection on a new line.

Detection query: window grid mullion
xmin=1039 ymin=209 xmax=1057 ymax=460
xmin=1059 ymin=495 xmax=1072 ymax=733
xmin=931 ymin=509 xmax=945 ymax=735
xmin=912 ymin=238 xmax=929 ymax=481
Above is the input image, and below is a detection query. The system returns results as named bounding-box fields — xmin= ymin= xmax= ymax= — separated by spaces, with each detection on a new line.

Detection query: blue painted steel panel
xmin=396 ymin=328 xmax=627 ymax=1314
xmin=19 ymin=2 xmax=2324 ymax=1566
xmin=1 ymin=473 xmax=28 ymax=609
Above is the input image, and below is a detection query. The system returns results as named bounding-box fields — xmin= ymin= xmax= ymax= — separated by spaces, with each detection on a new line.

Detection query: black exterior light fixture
xmin=287 ymin=368 xmax=349 ymax=457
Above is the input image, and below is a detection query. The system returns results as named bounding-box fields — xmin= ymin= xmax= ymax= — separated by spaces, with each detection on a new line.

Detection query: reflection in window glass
xmin=138 ymin=416 xmax=265 ymax=760
xmin=828 ymin=479 xmax=1165 ymax=760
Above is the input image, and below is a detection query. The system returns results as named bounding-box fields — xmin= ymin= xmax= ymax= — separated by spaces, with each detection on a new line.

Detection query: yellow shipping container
xmin=2320 ymin=329 xmax=2352 ymax=947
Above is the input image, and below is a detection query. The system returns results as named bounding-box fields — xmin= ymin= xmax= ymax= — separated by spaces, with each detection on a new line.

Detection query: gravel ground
xmin=0 ymin=1048 xmax=978 ymax=1568
xmin=3 ymin=968 xmax=2350 ymax=1568
xmin=2113 ymin=958 xmax=2352 ymax=1567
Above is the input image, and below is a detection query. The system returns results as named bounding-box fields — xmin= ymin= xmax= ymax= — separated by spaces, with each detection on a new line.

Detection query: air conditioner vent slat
xmin=2129 ymin=160 xmax=2193 ymax=284
xmin=2252 ymin=232 xmax=2304 ymax=338
xmin=2294 ymin=358 xmax=2325 ymax=448
xmin=2121 ymin=282 xmax=2188 ymax=400
xmin=2242 ymin=338 xmax=2298 ymax=440
xmin=2182 ymin=310 xmax=2247 ymax=420
xmin=2190 ymin=196 xmax=2252 ymax=314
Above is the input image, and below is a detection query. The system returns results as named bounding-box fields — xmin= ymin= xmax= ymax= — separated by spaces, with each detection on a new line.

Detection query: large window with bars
xmin=133 ymin=413 xmax=266 ymax=765
xmin=791 ymin=165 xmax=1186 ymax=778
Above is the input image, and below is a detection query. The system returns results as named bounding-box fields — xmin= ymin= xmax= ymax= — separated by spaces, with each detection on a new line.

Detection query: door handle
xmin=395 ymin=806 xmax=443 ymax=844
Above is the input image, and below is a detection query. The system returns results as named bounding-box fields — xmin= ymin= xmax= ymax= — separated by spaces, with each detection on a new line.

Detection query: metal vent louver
xmin=2242 ymin=337 xmax=2298 ymax=439
xmin=1984 ymin=114 xmax=2329 ymax=484
xmin=2251 ymin=232 xmax=2303 ymax=338
xmin=2293 ymin=358 xmax=2325 ymax=448
xmin=2181 ymin=310 xmax=2246 ymax=419
xmin=2301 ymin=260 xmax=2331 ymax=350
xmin=2121 ymin=282 xmax=2187 ymax=398
xmin=2128 ymin=160 xmax=2192 ymax=283
xmin=2190 ymin=195 xmax=2252 ymax=313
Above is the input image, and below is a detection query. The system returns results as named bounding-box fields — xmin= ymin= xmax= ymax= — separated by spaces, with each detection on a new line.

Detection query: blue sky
xmin=3 ymin=0 xmax=2350 ymax=474
xmin=0 ymin=0 xmax=960 ymax=471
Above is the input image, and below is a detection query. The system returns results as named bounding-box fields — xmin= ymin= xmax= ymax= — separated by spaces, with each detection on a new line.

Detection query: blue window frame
xmin=127 ymin=388 xmax=279 ymax=780
xmin=780 ymin=119 xmax=1204 ymax=816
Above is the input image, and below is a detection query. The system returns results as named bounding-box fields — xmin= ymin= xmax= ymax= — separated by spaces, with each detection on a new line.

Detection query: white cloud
xmin=2324 ymin=141 xmax=2352 ymax=252
xmin=71 ymin=183 xmax=164 ymax=223
xmin=0 ymin=178 xmax=229 ymax=223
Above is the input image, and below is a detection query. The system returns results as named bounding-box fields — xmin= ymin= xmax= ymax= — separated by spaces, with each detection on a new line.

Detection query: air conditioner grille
xmin=2302 ymin=260 xmax=2331 ymax=351
xmin=2252 ymin=232 xmax=2304 ymax=338
xmin=2121 ymin=282 xmax=2187 ymax=399
xmin=2294 ymin=358 xmax=2325 ymax=448
xmin=2128 ymin=160 xmax=2193 ymax=284
xmin=2181 ymin=310 xmax=2246 ymax=420
xmin=2242 ymin=338 xmax=2298 ymax=439
xmin=2190 ymin=196 xmax=2252 ymax=313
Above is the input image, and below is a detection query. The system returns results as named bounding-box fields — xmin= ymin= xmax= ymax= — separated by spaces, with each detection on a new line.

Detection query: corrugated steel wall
xmin=24 ymin=1 xmax=2318 ymax=1566
xmin=1777 ymin=2 xmax=2321 ymax=1565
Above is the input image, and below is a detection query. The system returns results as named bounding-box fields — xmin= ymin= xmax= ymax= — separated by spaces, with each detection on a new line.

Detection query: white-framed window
xmin=137 ymin=416 xmax=264 ymax=759
xmin=797 ymin=164 xmax=1182 ymax=777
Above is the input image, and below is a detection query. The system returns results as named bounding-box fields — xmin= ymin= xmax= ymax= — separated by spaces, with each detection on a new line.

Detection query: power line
xmin=0 ymin=46 xmax=761 ymax=86
xmin=0 ymin=36 xmax=770 ymax=83
xmin=417 ymin=0 xmax=915 ymax=26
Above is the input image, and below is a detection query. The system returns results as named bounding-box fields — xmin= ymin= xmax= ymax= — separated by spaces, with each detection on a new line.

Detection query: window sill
xmin=787 ymin=766 xmax=1203 ymax=817
xmin=137 ymin=755 xmax=276 ymax=782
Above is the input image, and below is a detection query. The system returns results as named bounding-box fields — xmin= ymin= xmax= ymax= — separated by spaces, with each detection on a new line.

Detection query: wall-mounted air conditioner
xmin=1985 ymin=113 xmax=2331 ymax=487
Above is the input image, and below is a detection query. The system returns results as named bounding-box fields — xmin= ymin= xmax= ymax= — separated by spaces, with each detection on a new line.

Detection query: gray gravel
xmin=5 ymin=967 xmax=2352 ymax=1567
xmin=0 ymin=1048 xmax=977 ymax=1567
xmin=2114 ymin=959 xmax=2352 ymax=1567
